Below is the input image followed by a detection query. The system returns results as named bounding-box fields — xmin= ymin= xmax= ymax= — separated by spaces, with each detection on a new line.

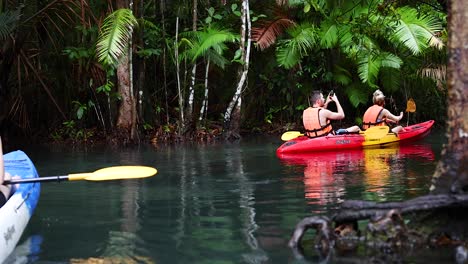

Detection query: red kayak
xmin=276 ymin=120 xmax=434 ymax=156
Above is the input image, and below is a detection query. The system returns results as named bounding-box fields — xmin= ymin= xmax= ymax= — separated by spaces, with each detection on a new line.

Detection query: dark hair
xmin=310 ymin=90 xmax=323 ymax=104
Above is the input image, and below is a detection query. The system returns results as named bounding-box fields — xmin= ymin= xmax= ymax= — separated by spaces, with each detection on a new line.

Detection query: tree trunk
xmin=184 ymin=0 xmax=198 ymax=135
xmin=174 ymin=16 xmax=184 ymax=134
xmin=113 ymin=0 xmax=138 ymax=143
xmin=115 ymin=53 xmax=137 ymax=143
xmin=223 ymin=0 xmax=251 ymax=140
xmin=160 ymin=0 xmax=169 ymax=124
xmin=430 ymin=0 xmax=468 ymax=194
xmin=199 ymin=60 xmax=210 ymax=124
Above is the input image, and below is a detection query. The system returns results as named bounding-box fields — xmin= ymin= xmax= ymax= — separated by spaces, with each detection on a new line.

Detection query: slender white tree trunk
xmin=185 ymin=0 xmax=198 ymax=130
xmin=199 ymin=60 xmax=210 ymax=123
xmin=175 ymin=16 xmax=184 ymax=132
xmin=223 ymin=0 xmax=251 ymax=138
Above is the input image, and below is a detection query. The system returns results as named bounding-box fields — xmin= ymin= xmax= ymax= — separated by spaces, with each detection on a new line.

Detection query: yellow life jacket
xmin=303 ymin=107 xmax=332 ymax=138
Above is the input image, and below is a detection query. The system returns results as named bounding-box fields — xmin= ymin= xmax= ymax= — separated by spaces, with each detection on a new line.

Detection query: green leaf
xmin=96 ymin=9 xmax=138 ymax=67
xmin=208 ymin=7 xmax=215 ymax=16
xmin=390 ymin=7 xmax=443 ymax=55
xmin=231 ymin=4 xmax=238 ymax=12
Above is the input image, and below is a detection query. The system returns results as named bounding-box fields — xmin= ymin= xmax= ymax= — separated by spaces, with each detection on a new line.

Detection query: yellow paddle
xmin=4 ymin=166 xmax=157 ymax=184
xmin=280 ymin=126 xmax=390 ymax=141
xmin=405 ymin=98 xmax=416 ymax=126
xmin=281 ymin=131 xmax=304 ymax=141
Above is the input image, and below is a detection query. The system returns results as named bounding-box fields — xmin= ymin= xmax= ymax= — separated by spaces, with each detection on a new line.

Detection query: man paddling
xmin=303 ymin=90 xmax=360 ymax=138
xmin=0 ymin=137 xmax=12 ymax=207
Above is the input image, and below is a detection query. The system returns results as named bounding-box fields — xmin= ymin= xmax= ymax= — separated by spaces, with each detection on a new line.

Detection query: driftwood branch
xmin=333 ymin=194 xmax=468 ymax=222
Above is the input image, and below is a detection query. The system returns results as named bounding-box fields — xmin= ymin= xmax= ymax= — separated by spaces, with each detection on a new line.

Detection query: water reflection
xmin=278 ymin=143 xmax=435 ymax=206
xmin=4 ymin=235 xmax=43 ymax=264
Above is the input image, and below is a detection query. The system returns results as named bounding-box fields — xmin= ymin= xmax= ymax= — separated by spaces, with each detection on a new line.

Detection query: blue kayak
xmin=0 ymin=151 xmax=41 ymax=263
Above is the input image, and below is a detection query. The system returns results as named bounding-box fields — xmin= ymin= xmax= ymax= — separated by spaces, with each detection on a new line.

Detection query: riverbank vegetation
xmin=0 ymin=0 xmax=447 ymax=145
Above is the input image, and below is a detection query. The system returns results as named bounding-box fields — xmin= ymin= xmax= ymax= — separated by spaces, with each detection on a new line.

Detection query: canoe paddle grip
xmin=4 ymin=175 xmax=69 ymax=184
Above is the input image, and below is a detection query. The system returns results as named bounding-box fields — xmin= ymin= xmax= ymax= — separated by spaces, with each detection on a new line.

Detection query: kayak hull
xmin=0 ymin=151 xmax=40 ymax=263
xmin=276 ymin=120 xmax=434 ymax=156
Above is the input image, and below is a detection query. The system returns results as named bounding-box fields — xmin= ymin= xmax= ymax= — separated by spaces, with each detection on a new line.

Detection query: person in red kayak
xmin=362 ymin=89 xmax=403 ymax=133
xmin=303 ymin=90 xmax=360 ymax=138
xmin=0 ymin=137 xmax=12 ymax=207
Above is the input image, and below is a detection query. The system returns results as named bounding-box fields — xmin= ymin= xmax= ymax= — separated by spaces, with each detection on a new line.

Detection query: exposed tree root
xmin=289 ymin=194 xmax=468 ymax=262
xmin=333 ymin=194 xmax=468 ymax=222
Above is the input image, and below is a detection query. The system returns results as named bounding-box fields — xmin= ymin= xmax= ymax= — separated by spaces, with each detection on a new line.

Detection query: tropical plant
xmin=96 ymin=9 xmax=138 ymax=67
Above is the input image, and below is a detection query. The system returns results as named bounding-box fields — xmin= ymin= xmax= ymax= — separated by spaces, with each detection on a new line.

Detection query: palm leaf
xmin=193 ymin=27 xmax=237 ymax=60
xmin=205 ymin=49 xmax=229 ymax=69
xmin=252 ymin=16 xmax=295 ymax=50
xmin=332 ymin=65 xmax=352 ymax=85
xmin=319 ymin=19 xmax=339 ymax=48
xmin=357 ymin=52 xmax=380 ymax=87
xmin=390 ymin=6 xmax=443 ymax=55
xmin=378 ymin=52 xmax=402 ymax=69
xmin=345 ymin=85 xmax=369 ymax=108
xmin=276 ymin=40 xmax=301 ymax=69
xmin=96 ymin=9 xmax=137 ymax=66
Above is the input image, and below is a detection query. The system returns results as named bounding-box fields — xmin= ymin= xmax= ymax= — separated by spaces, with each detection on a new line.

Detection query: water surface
xmin=8 ymin=130 xmax=446 ymax=263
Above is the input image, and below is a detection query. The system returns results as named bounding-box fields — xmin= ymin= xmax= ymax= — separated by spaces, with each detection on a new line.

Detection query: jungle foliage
xmin=0 ymin=0 xmax=447 ymax=143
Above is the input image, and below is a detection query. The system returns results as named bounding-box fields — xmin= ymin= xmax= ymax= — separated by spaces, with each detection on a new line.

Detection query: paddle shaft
xmin=4 ymin=175 xmax=70 ymax=184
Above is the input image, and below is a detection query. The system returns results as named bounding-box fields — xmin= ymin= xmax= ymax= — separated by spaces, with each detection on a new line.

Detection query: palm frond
xmin=96 ymin=9 xmax=137 ymax=67
xmin=193 ymin=27 xmax=237 ymax=60
xmin=319 ymin=19 xmax=339 ymax=48
xmin=252 ymin=16 xmax=295 ymax=50
xmin=275 ymin=22 xmax=317 ymax=69
xmin=378 ymin=52 xmax=402 ymax=69
xmin=391 ymin=6 xmax=444 ymax=55
xmin=286 ymin=22 xmax=317 ymax=53
xmin=332 ymin=65 xmax=352 ymax=86
xmin=357 ymin=52 xmax=380 ymax=87
xmin=345 ymin=85 xmax=370 ymax=108
xmin=205 ymin=49 xmax=229 ymax=69
xmin=276 ymin=40 xmax=301 ymax=69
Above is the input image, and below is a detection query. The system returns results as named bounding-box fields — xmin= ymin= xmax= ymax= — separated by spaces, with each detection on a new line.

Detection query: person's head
xmin=372 ymin=89 xmax=385 ymax=106
xmin=310 ymin=90 xmax=324 ymax=106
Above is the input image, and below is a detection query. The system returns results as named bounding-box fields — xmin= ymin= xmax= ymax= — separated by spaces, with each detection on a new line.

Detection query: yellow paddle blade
xmin=406 ymin=98 xmax=416 ymax=113
xmin=281 ymin=131 xmax=304 ymax=141
xmin=68 ymin=166 xmax=157 ymax=181
xmin=363 ymin=126 xmax=390 ymax=140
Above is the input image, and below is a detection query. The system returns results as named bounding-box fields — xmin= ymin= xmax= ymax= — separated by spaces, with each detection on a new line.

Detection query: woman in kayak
xmin=363 ymin=89 xmax=403 ymax=133
xmin=0 ymin=137 xmax=12 ymax=207
xmin=303 ymin=90 xmax=360 ymax=138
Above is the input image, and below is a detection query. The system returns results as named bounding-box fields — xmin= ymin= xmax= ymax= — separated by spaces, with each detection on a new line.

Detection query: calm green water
xmin=8 ymin=130 xmax=446 ymax=263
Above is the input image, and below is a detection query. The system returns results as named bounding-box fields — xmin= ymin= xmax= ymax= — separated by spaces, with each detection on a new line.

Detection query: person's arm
xmin=0 ymin=137 xmax=4 ymax=185
xmin=0 ymin=136 xmax=11 ymax=200
xmin=325 ymin=94 xmax=345 ymax=120
xmin=382 ymin=109 xmax=403 ymax=123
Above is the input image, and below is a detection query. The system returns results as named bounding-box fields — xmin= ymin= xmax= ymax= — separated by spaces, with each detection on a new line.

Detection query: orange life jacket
xmin=362 ymin=105 xmax=386 ymax=129
xmin=303 ymin=107 xmax=332 ymax=138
